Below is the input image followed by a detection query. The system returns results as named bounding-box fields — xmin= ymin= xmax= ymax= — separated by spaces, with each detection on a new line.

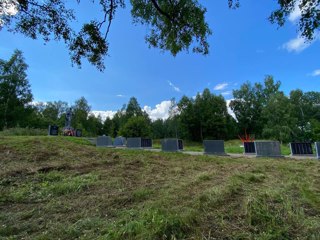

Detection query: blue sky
xmin=1 ymin=0 xmax=320 ymax=120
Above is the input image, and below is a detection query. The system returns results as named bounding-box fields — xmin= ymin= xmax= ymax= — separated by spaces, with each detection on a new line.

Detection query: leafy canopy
xmin=0 ymin=50 xmax=33 ymax=129
xmin=1 ymin=0 xmax=319 ymax=71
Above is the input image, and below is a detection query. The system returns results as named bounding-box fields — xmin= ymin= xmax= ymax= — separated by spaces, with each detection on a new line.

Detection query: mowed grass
xmin=0 ymin=136 xmax=320 ymax=239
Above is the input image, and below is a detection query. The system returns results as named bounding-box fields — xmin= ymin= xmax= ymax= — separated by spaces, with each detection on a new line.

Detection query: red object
xmin=239 ymin=130 xmax=255 ymax=142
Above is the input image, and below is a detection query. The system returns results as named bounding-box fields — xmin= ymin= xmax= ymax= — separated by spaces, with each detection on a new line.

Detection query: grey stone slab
xmin=127 ymin=138 xmax=142 ymax=148
xmin=161 ymin=138 xmax=183 ymax=152
xmin=316 ymin=142 xmax=320 ymax=160
xmin=289 ymin=142 xmax=313 ymax=156
xmin=254 ymin=141 xmax=283 ymax=158
xmin=204 ymin=140 xmax=227 ymax=155
xmin=96 ymin=136 xmax=113 ymax=147
xmin=114 ymin=137 xmax=126 ymax=147
xmin=48 ymin=125 xmax=59 ymax=136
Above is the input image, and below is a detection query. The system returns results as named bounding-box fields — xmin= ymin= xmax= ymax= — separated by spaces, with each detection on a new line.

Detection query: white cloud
xmin=168 ymin=81 xmax=181 ymax=92
xmin=30 ymin=101 xmax=47 ymax=106
xmin=91 ymin=110 xmax=117 ymax=121
xmin=213 ymin=83 xmax=228 ymax=91
xmin=91 ymin=100 xmax=172 ymax=122
xmin=311 ymin=69 xmax=320 ymax=76
xmin=0 ymin=0 xmax=18 ymax=15
xmin=282 ymin=35 xmax=311 ymax=52
xmin=289 ymin=2 xmax=302 ymax=22
xmin=221 ymin=91 xmax=232 ymax=96
xmin=0 ymin=0 xmax=18 ymax=26
xmin=143 ymin=100 xmax=172 ymax=121
xmin=116 ymin=94 xmax=125 ymax=97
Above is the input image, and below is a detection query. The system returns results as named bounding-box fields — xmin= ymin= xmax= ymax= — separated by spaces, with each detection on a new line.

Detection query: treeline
xmin=230 ymin=76 xmax=320 ymax=142
xmin=1 ymin=50 xmax=320 ymax=142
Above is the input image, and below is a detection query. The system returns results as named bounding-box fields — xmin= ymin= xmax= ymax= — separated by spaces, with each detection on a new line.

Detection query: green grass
xmin=0 ymin=136 xmax=319 ymax=239
xmin=0 ymin=127 xmax=47 ymax=136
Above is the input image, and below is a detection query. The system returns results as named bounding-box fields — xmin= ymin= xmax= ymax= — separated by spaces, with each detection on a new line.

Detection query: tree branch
xmin=150 ymin=0 xmax=173 ymax=22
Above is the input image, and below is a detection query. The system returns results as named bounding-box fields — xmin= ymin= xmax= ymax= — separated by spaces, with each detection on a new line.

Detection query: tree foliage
xmin=262 ymin=92 xmax=295 ymax=143
xmin=177 ymin=88 xmax=234 ymax=141
xmin=230 ymin=76 xmax=281 ymax=137
xmin=1 ymin=0 xmax=319 ymax=70
xmin=71 ymin=96 xmax=91 ymax=130
xmin=1 ymin=52 xmax=320 ymax=142
xmin=119 ymin=115 xmax=151 ymax=137
xmin=0 ymin=50 xmax=33 ymax=130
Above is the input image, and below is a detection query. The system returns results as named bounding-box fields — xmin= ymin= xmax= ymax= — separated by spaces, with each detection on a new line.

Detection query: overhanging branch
xmin=150 ymin=0 xmax=173 ymax=22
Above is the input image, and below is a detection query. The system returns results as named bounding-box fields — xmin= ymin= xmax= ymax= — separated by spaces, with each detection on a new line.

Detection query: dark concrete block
xmin=161 ymin=138 xmax=183 ymax=152
xmin=75 ymin=129 xmax=82 ymax=137
xmin=127 ymin=138 xmax=142 ymax=148
xmin=141 ymin=138 xmax=152 ymax=148
xmin=316 ymin=142 xmax=320 ymax=160
xmin=178 ymin=139 xmax=183 ymax=150
xmin=290 ymin=142 xmax=313 ymax=155
xmin=254 ymin=141 xmax=283 ymax=158
xmin=48 ymin=125 xmax=59 ymax=136
xmin=127 ymin=137 xmax=152 ymax=148
xmin=96 ymin=136 xmax=113 ymax=147
xmin=204 ymin=140 xmax=227 ymax=155
xmin=244 ymin=142 xmax=255 ymax=154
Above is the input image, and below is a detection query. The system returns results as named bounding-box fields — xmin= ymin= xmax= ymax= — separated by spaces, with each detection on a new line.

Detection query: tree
xmin=86 ymin=114 xmax=103 ymax=136
xmin=72 ymin=97 xmax=91 ymax=130
xmin=289 ymin=90 xmax=320 ymax=141
xmin=0 ymin=49 xmax=33 ymax=130
xmin=151 ymin=119 xmax=166 ymax=139
xmin=177 ymin=95 xmax=196 ymax=140
xmin=230 ymin=76 xmax=281 ymax=137
xmin=262 ymin=92 xmax=296 ymax=143
xmin=1 ymin=1 xmax=318 ymax=70
xmin=125 ymin=97 xmax=143 ymax=119
xmin=102 ymin=117 xmax=113 ymax=135
xmin=119 ymin=116 xmax=151 ymax=137
xmin=177 ymin=89 xmax=230 ymax=141
xmin=168 ymin=98 xmax=179 ymax=138
xmin=194 ymin=88 xmax=229 ymax=140
xmin=110 ymin=109 xmax=126 ymax=137
xmin=41 ymin=101 xmax=68 ymax=126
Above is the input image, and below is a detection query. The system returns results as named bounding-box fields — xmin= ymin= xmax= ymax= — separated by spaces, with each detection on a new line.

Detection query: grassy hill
xmin=0 ymin=136 xmax=319 ymax=239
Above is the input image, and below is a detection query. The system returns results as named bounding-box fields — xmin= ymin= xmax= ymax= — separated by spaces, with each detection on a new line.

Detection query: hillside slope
xmin=0 ymin=136 xmax=320 ymax=239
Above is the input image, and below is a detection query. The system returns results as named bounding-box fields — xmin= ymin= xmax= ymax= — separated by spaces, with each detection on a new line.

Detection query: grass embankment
xmin=0 ymin=136 xmax=319 ymax=239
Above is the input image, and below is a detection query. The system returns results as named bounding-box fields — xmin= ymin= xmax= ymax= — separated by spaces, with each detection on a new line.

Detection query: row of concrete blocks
xmin=96 ymin=136 xmax=152 ymax=148
xmin=96 ymin=136 xmax=320 ymax=159
xmin=245 ymin=141 xmax=320 ymax=159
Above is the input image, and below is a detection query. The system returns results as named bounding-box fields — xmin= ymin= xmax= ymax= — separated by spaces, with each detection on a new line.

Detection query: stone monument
xmin=48 ymin=125 xmax=59 ymax=136
xmin=127 ymin=137 xmax=152 ymax=148
xmin=96 ymin=135 xmax=113 ymax=147
xmin=161 ymin=138 xmax=183 ymax=152
xmin=315 ymin=142 xmax=320 ymax=160
xmin=63 ymin=108 xmax=75 ymax=136
xmin=114 ymin=136 xmax=126 ymax=147
xmin=203 ymin=140 xmax=227 ymax=155
xmin=254 ymin=141 xmax=283 ymax=158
